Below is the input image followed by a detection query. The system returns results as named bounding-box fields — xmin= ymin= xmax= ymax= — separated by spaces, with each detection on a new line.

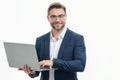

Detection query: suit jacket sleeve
xmin=53 ymin=35 xmax=86 ymax=72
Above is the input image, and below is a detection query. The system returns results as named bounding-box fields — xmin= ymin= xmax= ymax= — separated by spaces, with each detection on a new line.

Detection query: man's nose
xmin=55 ymin=17 xmax=60 ymax=21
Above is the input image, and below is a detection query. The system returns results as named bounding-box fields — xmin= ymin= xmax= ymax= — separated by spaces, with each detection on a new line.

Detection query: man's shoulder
xmin=67 ymin=29 xmax=85 ymax=42
xmin=36 ymin=32 xmax=50 ymax=40
xmin=67 ymin=29 xmax=83 ymax=38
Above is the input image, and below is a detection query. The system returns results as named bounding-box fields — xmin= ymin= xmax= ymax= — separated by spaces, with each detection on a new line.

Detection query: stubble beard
xmin=51 ymin=23 xmax=65 ymax=32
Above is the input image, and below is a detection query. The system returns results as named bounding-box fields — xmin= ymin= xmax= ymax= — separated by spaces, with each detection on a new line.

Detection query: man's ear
xmin=47 ymin=16 xmax=49 ymax=22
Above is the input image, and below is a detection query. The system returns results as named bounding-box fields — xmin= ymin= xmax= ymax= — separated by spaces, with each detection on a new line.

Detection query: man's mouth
xmin=53 ymin=21 xmax=62 ymax=24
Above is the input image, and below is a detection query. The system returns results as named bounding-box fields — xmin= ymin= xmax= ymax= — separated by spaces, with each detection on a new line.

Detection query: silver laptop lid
xmin=4 ymin=42 xmax=41 ymax=71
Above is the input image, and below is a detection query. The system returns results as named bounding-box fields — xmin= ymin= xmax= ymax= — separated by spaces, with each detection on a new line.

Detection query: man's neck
xmin=51 ymin=28 xmax=64 ymax=40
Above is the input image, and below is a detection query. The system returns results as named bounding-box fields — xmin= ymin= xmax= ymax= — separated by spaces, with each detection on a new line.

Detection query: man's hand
xmin=39 ymin=60 xmax=53 ymax=67
xmin=18 ymin=64 xmax=36 ymax=74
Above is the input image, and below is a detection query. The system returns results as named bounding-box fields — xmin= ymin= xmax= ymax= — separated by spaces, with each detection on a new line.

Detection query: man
xmin=19 ymin=2 xmax=86 ymax=80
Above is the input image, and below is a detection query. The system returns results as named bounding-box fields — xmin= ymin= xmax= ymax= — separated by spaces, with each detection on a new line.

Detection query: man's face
xmin=47 ymin=8 xmax=66 ymax=31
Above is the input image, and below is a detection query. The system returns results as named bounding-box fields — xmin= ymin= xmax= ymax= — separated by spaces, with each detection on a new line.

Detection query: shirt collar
xmin=50 ymin=27 xmax=67 ymax=40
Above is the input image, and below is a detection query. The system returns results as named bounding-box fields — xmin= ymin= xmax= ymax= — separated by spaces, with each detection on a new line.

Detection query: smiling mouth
xmin=55 ymin=23 xmax=61 ymax=25
xmin=54 ymin=23 xmax=63 ymax=27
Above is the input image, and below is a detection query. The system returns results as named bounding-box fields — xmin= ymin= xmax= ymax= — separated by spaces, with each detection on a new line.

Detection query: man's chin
xmin=54 ymin=28 xmax=62 ymax=31
xmin=54 ymin=27 xmax=65 ymax=31
xmin=51 ymin=24 xmax=65 ymax=31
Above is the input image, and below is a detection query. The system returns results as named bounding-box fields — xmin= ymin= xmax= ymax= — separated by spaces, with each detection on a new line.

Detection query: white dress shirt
xmin=49 ymin=27 xmax=67 ymax=80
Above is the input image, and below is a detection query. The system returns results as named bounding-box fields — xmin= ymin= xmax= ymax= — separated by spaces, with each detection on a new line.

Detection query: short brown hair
xmin=47 ymin=2 xmax=66 ymax=15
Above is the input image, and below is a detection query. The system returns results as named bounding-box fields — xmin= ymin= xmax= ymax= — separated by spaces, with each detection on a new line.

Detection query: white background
xmin=0 ymin=0 xmax=120 ymax=80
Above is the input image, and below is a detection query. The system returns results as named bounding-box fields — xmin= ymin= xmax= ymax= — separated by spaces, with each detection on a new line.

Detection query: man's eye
xmin=59 ymin=15 xmax=65 ymax=18
xmin=50 ymin=16 xmax=56 ymax=18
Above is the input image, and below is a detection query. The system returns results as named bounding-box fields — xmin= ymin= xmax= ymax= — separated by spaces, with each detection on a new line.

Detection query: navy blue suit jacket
xmin=30 ymin=29 xmax=86 ymax=80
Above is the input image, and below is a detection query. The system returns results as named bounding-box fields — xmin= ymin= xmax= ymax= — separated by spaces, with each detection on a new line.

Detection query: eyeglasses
xmin=49 ymin=14 xmax=65 ymax=20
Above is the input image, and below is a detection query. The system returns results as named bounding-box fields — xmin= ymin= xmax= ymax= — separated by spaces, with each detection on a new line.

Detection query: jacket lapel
xmin=44 ymin=32 xmax=50 ymax=60
xmin=57 ymin=29 xmax=71 ymax=59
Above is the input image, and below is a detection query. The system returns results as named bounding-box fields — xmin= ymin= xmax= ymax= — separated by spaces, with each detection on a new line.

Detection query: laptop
xmin=3 ymin=42 xmax=56 ymax=71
